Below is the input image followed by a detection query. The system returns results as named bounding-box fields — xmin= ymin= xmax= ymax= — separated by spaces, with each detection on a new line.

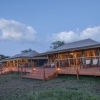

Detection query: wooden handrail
xmin=54 ymin=56 xmax=100 ymax=80
xmin=55 ymin=56 xmax=100 ymax=61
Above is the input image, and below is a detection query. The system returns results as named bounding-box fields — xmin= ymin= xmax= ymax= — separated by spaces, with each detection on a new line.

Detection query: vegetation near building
xmin=50 ymin=41 xmax=65 ymax=49
xmin=0 ymin=74 xmax=100 ymax=100
xmin=21 ymin=48 xmax=33 ymax=53
xmin=0 ymin=54 xmax=10 ymax=60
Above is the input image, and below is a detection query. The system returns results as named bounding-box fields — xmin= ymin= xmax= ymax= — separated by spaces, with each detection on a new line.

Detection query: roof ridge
xmin=65 ymin=38 xmax=99 ymax=45
xmin=52 ymin=38 xmax=99 ymax=51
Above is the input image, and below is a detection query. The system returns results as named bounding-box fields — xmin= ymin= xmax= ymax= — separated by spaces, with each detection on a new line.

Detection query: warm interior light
xmin=33 ymin=68 xmax=36 ymax=71
xmin=12 ymin=67 xmax=15 ymax=70
xmin=57 ymin=68 xmax=60 ymax=71
xmin=70 ymin=53 xmax=73 ymax=55
xmin=6 ymin=68 xmax=8 ymax=70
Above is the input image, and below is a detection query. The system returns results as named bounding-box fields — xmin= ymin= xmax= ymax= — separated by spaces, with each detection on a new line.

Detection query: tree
xmin=0 ymin=54 xmax=10 ymax=60
xmin=21 ymin=48 xmax=32 ymax=53
xmin=50 ymin=41 xmax=65 ymax=49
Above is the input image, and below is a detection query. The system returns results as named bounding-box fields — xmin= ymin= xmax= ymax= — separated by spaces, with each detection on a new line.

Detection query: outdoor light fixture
xmin=57 ymin=68 xmax=60 ymax=71
xmin=33 ymin=68 xmax=36 ymax=71
xmin=12 ymin=67 xmax=15 ymax=70
xmin=6 ymin=68 xmax=8 ymax=70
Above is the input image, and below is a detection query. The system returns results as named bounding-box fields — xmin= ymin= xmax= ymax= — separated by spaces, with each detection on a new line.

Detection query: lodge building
xmin=0 ymin=38 xmax=100 ymax=80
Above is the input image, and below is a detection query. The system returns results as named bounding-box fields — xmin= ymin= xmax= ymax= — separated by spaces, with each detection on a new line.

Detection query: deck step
xmin=0 ymin=70 xmax=12 ymax=75
xmin=22 ymin=69 xmax=58 ymax=80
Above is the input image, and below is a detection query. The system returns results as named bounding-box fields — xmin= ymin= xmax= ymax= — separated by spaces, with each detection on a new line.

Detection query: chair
xmin=97 ymin=59 xmax=100 ymax=67
xmin=91 ymin=59 xmax=98 ymax=67
xmin=50 ymin=63 xmax=55 ymax=68
xmin=83 ymin=59 xmax=91 ymax=68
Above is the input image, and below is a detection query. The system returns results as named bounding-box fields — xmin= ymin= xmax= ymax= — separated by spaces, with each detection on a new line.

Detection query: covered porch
xmin=55 ymin=56 xmax=100 ymax=79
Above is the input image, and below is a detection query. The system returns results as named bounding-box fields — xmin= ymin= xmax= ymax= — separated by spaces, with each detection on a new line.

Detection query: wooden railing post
xmin=76 ymin=58 xmax=79 ymax=80
xmin=0 ymin=67 xmax=2 ymax=74
xmin=21 ymin=66 xmax=23 ymax=76
xmin=18 ymin=62 xmax=20 ymax=74
xmin=55 ymin=61 xmax=58 ymax=77
xmin=43 ymin=66 xmax=46 ymax=81
xmin=24 ymin=65 xmax=26 ymax=75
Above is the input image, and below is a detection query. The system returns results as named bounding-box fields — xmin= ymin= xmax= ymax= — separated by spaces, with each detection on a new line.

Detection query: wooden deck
xmin=1 ymin=66 xmax=100 ymax=80
xmin=0 ymin=68 xmax=12 ymax=75
xmin=58 ymin=66 xmax=100 ymax=76
xmin=22 ymin=66 xmax=100 ymax=80
xmin=13 ymin=67 xmax=33 ymax=73
xmin=58 ymin=67 xmax=77 ymax=75
xmin=79 ymin=67 xmax=100 ymax=76
xmin=22 ymin=67 xmax=58 ymax=80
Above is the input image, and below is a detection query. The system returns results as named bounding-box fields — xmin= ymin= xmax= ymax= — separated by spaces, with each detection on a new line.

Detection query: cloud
xmin=51 ymin=26 xmax=100 ymax=43
xmin=0 ymin=18 xmax=36 ymax=42
xmin=80 ymin=26 xmax=100 ymax=41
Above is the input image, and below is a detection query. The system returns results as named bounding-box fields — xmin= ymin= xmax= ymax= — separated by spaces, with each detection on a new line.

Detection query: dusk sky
xmin=0 ymin=0 xmax=100 ymax=56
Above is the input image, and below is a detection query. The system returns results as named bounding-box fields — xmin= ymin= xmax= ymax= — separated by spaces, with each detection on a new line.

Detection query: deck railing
xmin=55 ymin=56 xmax=100 ymax=80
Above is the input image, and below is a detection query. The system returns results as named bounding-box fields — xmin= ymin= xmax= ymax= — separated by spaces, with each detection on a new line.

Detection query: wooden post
xmin=98 ymin=49 xmax=100 ymax=65
xmin=30 ymin=57 xmax=32 ymax=67
xmin=55 ymin=61 xmax=58 ymax=77
xmin=38 ymin=60 xmax=39 ymax=67
xmin=32 ymin=61 xmax=35 ymax=72
xmin=98 ymin=49 xmax=100 ymax=57
xmin=47 ymin=54 xmax=49 ymax=64
xmin=82 ymin=51 xmax=85 ymax=68
xmin=43 ymin=66 xmax=46 ymax=81
xmin=73 ymin=53 xmax=76 ymax=68
xmin=68 ymin=58 xmax=70 ymax=67
xmin=24 ymin=62 xmax=26 ymax=75
xmin=58 ymin=60 xmax=60 ymax=67
xmin=18 ymin=62 xmax=19 ymax=74
xmin=21 ymin=65 xmax=22 ymax=76
xmin=57 ymin=53 xmax=59 ymax=67
xmin=76 ymin=58 xmax=79 ymax=80
xmin=68 ymin=53 xmax=70 ymax=66
xmin=0 ymin=64 xmax=2 ymax=74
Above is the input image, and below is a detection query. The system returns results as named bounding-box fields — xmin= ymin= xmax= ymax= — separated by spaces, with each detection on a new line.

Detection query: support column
xmin=38 ymin=60 xmax=39 ymax=67
xmin=82 ymin=51 xmax=85 ymax=66
xmin=73 ymin=52 xmax=76 ymax=68
xmin=54 ymin=61 xmax=58 ymax=77
xmin=98 ymin=49 xmax=100 ymax=65
xmin=68 ymin=53 xmax=70 ymax=66
xmin=58 ymin=53 xmax=60 ymax=67
xmin=47 ymin=54 xmax=49 ymax=64
xmin=98 ymin=49 xmax=100 ymax=56
xmin=76 ymin=58 xmax=79 ymax=80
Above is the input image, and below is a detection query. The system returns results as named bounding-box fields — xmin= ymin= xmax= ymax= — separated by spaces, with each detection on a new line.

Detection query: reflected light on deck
xmin=12 ymin=67 xmax=15 ymax=70
xmin=5 ymin=68 xmax=8 ymax=70
xmin=33 ymin=68 xmax=36 ymax=71
xmin=57 ymin=68 xmax=60 ymax=71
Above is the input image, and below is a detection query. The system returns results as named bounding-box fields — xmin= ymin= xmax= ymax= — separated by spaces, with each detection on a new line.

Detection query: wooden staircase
xmin=22 ymin=68 xmax=58 ymax=80
xmin=0 ymin=70 xmax=12 ymax=75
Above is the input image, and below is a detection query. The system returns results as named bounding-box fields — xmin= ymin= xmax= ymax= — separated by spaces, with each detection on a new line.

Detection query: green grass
xmin=0 ymin=73 xmax=100 ymax=100
xmin=28 ymin=90 xmax=100 ymax=100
